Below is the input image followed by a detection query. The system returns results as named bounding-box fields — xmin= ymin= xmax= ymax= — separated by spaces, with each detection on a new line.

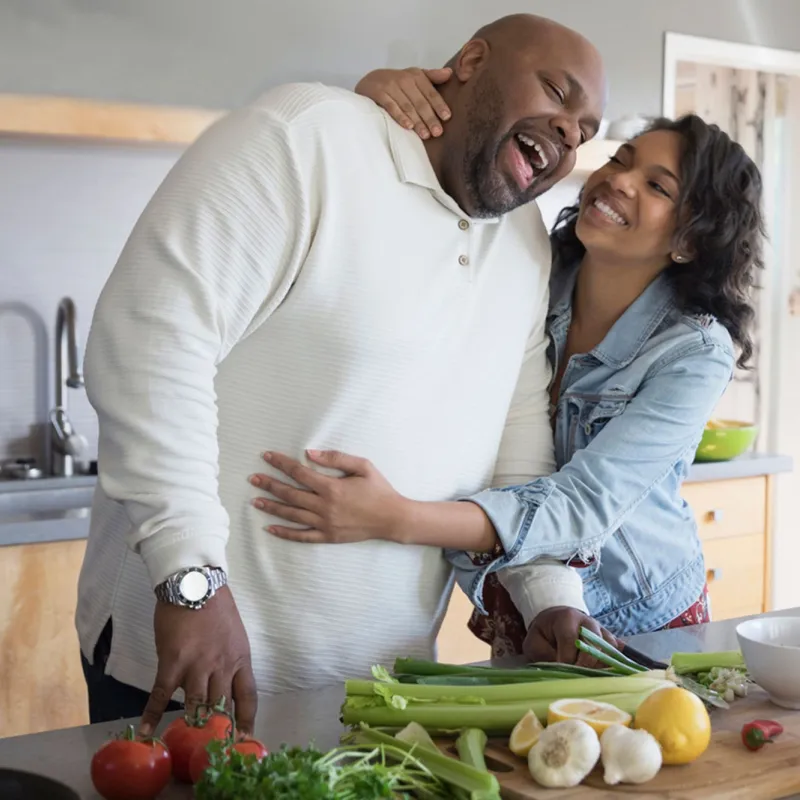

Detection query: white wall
xmin=1 ymin=0 xmax=800 ymax=121
xmin=0 ymin=140 xmax=178 ymax=465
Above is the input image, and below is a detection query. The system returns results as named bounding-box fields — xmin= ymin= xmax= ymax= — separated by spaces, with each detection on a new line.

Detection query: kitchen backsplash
xmin=0 ymin=138 xmax=179 ymax=468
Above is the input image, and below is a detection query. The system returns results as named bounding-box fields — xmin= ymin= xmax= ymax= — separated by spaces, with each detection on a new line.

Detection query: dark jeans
xmin=81 ymin=619 xmax=183 ymax=724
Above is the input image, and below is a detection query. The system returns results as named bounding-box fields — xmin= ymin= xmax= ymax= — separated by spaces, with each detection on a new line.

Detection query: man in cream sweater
xmin=77 ymin=13 xmax=606 ymax=733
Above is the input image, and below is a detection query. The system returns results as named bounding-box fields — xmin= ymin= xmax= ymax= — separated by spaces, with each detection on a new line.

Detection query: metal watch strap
xmin=154 ymin=566 xmax=227 ymax=608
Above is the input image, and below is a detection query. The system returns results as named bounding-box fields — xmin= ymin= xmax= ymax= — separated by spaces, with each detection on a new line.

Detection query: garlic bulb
xmin=600 ymin=724 xmax=663 ymax=785
xmin=528 ymin=719 xmax=600 ymax=788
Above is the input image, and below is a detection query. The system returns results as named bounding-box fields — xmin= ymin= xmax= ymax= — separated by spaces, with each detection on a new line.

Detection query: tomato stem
xmin=182 ymin=695 xmax=232 ymax=730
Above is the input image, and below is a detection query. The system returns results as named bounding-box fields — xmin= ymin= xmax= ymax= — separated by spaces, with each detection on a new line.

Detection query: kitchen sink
xmin=0 ymin=476 xmax=96 ymax=521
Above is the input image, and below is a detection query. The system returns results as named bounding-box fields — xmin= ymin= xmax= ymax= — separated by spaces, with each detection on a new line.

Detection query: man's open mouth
xmin=499 ymin=131 xmax=559 ymax=193
xmin=514 ymin=132 xmax=551 ymax=173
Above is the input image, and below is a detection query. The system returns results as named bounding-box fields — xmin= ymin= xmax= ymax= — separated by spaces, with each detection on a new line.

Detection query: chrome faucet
xmin=49 ymin=297 xmax=88 ymax=477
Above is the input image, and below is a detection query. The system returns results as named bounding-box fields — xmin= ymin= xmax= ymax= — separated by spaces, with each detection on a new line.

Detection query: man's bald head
xmin=450 ymin=14 xmax=600 ymax=70
xmin=429 ymin=14 xmax=607 ymax=218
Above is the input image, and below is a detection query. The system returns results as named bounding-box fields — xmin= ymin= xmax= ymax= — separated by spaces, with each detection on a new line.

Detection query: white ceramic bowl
xmin=736 ymin=616 xmax=800 ymax=709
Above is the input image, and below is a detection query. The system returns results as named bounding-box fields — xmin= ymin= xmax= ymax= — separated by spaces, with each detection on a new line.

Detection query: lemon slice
xmin=547 ymin=698 xmax=632 ymax=735
xmin=508 ymin=709 xmax=545 ymax=757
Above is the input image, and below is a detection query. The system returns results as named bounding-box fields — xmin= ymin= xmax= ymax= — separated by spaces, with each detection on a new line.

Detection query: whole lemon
xmin=633 ymin=686 xmax=711 ymax=765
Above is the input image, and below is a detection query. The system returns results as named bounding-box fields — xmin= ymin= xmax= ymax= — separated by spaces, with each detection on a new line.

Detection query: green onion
xmin=670 ymin=650 xmax=746 ymax=675
xmin=529 ymin=662 xmax=620 ymax=678
xmin=575 ymin=640 xmax=640 ymax=674
xmin=350 ymin=724 xmax=501 ymax=799
xmin=395 ymin=671 xmax=588 ymax=685
xmin=394 ymin=659 xmax=603 ymax=679
xmin=578 ymin=627 xmax=649 ymax=673
xmin=394 ymin=658 xmax=494 ymax=676
xmin=395 ymin=657 xmax=618 ymax=680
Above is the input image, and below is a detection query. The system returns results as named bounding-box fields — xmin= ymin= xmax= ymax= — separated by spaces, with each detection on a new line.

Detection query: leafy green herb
xmin=194 ymin=742 xmax=333 ymax=799
xmin=193 ymin=737 xmax=449 ymax=799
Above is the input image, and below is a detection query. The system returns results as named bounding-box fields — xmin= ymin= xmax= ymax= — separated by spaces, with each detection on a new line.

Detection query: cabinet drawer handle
xmin=708 ymin=509 xmax=724 ymax=523
xmin=707 ymin=567 xmax=724 ymax=582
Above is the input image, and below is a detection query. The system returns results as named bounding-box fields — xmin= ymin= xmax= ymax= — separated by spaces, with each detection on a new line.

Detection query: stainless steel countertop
xmin=685 ymin=451 xmax=793 ymax=483
xmin=1 ymin=608 xmax=798 ymax=799
xmin=0 ymin=452 xmax=792 ymax=548
xmin=0 ymin=475 xmax=95 ymax=547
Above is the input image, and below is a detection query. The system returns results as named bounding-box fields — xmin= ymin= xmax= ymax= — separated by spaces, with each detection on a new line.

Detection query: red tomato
xmin=162 ymin=710 xmax=233 ymax=783
xmin=90 ymin=726 xmax=172 ymax=800
xmin=188 ymin=737 xmax=269 ymax=784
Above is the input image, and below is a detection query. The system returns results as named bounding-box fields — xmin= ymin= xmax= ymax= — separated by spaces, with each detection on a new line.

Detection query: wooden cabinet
xmin=437 ymin=584 xmax=490 ymax=664
xmin=437 ymin=475 xmax=774 ymax=662
xmin=683 ymin=475 xmax=772 ymax=621
xmin=0 ymin=540 xmax=89 ymax=738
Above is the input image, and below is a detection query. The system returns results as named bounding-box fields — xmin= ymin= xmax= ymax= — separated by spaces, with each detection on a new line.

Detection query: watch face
xmin=179 ymin=570 xmax=211 ymax=603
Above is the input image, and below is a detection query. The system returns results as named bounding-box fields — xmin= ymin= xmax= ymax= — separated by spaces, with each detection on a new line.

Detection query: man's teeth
xmin=516 ymin=133 xmax=549 ymax=169
xmin=593 ymin=199 xmax=627 ymax=226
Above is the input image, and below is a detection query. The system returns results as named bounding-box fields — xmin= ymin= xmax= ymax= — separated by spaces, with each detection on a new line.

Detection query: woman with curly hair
xmin=249 ymin=70 xmax=765 ymax=662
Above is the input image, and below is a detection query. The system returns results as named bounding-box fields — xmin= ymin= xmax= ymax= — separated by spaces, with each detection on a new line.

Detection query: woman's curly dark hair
xmin=551 ymin=114 xmax=765 ymax=369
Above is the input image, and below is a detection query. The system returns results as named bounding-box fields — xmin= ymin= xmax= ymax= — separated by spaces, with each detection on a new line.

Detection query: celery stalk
xmin=670 ymin=650 xmax=746 ymax=675
xmin=351 ymin=724 xmax=501 ymax=800
xmin=456 ymin=728 xmax=488 ymax=772
xmin=342 ymin=690 xmax=657 ymax=734
xmin=396 ymin=721 xmax=439 ymax=752
xmin=346 ymin=675 xmax=668 ymax=704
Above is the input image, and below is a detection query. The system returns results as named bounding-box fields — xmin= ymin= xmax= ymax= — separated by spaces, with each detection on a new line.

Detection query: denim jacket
xmin=448 ymin=259 xmax=736 ymax=636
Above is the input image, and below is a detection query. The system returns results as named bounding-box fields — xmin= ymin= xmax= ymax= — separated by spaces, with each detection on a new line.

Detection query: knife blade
xmin=618 ymin=642 xmax=668 ymax=671
xmin=619 ymin=642 xmax=728 ymax=709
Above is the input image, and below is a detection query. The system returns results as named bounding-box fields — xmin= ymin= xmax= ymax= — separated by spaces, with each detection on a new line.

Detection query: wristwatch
xmin=154 ymin=566 xmax=227 ymax=610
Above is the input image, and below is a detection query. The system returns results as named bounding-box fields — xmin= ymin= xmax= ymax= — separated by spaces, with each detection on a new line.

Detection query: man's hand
xmin=523 ymin=606 xmax=619 ymax=668
xmin=139 ymin=586 xmax=258 ymax=736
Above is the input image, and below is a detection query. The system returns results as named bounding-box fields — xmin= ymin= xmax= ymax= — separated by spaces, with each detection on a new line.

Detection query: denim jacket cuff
xmin=446 ymin=485 xmax=553 ymax=613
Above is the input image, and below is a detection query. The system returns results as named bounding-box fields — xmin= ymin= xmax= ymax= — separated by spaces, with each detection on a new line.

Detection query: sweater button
xmin=458 ymin=219 xmax=470 ymax=231
xmin=458 ymin=254 xmax=470 ymax=266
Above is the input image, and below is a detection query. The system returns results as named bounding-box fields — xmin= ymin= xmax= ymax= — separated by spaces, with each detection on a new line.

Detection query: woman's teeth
xmin=593 ymin=199 xmax=627 ymax=226
xmin=517 ymin=133 xmax=549 ymax=170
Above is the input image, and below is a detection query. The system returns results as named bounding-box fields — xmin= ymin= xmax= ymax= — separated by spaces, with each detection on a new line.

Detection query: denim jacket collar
xmin=548 ymin=258 xmax=678 ymax=369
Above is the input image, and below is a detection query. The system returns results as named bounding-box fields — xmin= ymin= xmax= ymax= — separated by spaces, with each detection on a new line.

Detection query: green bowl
xmin=694 ymin=420 xmax=759 ymax=463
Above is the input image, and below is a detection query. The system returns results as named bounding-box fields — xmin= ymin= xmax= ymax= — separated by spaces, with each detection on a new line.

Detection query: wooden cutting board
xmin=441 ymin=686 xmax=800 ymax=799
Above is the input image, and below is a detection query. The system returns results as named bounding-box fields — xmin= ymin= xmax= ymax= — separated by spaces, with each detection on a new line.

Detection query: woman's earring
xmin=672 ymin=253 xmax=687 ymax=263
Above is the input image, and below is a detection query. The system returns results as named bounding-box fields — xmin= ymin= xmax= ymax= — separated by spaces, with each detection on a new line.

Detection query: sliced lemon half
xmin=547 ymin=698 xmax=632 ymax=735
xmin=508 ymin=709 xmax=545 ymax=757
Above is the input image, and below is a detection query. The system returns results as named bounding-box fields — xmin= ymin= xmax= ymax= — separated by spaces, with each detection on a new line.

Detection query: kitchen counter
xmin=684 ymin=451 xmax=793 ymax=483
xmin=0 ymin=452 xmax=792 ymax=548
xmin=1 ymin=607 xmax=799 ymax=799
xmin=0 ymin=475 xmax=96 ymax=547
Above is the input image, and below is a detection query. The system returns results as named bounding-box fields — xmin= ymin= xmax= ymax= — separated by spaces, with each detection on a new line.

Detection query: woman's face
xmin=575 ymin=129 xmax=685 ymax=268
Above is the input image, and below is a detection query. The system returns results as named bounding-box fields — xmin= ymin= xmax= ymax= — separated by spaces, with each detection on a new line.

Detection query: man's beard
xmin=460 ymin=73 xmax=538 ymax=219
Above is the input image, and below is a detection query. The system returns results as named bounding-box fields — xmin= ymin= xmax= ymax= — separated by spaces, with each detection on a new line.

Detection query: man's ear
xmin=453 ymin=39 xmax=490 ymax=82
